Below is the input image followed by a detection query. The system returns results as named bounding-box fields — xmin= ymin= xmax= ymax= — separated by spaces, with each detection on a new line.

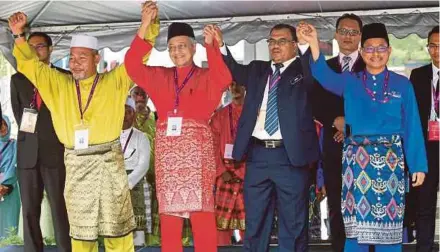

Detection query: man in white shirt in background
xmin=120 ymin=97 xmax=151 ymax=246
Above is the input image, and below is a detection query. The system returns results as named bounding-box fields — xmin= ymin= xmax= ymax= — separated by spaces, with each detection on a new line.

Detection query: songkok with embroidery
xmin=70 ymin=35 xmax=98 ymax=50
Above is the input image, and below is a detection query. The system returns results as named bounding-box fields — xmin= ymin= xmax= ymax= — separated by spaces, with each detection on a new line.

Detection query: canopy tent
xmin=0 ymin=0 xmax=438 ymax=64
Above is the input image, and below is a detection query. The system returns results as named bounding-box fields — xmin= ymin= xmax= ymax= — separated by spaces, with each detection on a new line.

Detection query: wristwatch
xmin=12 ymin=32 xmax=25 ymax=39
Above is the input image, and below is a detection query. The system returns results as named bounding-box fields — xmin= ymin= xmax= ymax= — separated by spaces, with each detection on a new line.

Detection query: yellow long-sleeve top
xmin=12 ymin=21 xmax=159 ymax=148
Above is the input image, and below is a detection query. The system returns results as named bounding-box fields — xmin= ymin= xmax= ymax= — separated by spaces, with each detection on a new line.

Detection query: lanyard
xmin=228 ymin=105 xmax=238 ymax=139
xmin=362 ymin=70 xmax=390 ymax=103
xmin=173 ymin=66 xmax=196 ymax=111
xmin=123 ymin=128 xmax=134 ymax=154
xmin=30 ymin=88 xmax=38 ymax=109
xmin=75 ymin=75 xmax=100 ymax=120
xmin=432 ymin=80 xmax=439 ymax=118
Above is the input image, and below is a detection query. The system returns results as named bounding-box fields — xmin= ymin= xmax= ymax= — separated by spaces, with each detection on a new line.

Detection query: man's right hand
xmin=213 ymin=26 xmax=224 ymax=47
xmin=297 ymin=22 xmax=320 ymax=61
xmin=138 ymin=1 xmax=158 ymax=39
xmin=8 ymin=12 xmax=27 ymax=35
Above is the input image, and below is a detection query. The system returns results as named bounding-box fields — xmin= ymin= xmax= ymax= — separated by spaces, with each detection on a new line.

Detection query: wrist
xmin=12 ymin=31 xmax=25 ymax=39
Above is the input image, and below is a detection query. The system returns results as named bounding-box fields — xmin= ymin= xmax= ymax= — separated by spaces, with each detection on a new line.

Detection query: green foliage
xmin=43 ymin=236 xmax=57 ymax=246
xmin=388 ymin=34 xmax=431 ymax=67
xmin=0 ymin=227 xmax=23 ymax=248
xmin=0 ymin=227 xmax=57 ymax=248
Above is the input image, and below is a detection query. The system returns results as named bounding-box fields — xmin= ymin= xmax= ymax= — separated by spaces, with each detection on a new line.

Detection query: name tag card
xmin=166 ymin=111 xmax=184 ymax=137
xmin=20 ymin=108 xmax=38 ymax=133
xmin=224 ymin=144 xmax=234 ymax=159
xmin=428 ymin=120 xmax=439 ymax=141
xmin=74 ymin=123 xmax=89 ymax=150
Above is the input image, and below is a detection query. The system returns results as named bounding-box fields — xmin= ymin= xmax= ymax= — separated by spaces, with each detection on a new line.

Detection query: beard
xmin=72 ymin=71 xmax=87 ymax=80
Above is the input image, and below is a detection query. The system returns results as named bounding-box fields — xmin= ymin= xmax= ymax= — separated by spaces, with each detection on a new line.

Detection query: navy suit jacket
xmin=223 ymin=48 xmax=319 ymax=166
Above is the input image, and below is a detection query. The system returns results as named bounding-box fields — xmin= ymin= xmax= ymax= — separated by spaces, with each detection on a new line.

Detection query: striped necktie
xmin=264 ymin=63 xmax=283 ymax=136
xmin=341 ymin=56 xmax=351 ymax=72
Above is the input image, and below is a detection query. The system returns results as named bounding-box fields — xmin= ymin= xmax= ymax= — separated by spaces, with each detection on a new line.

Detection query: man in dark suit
xmin=410 ymin=25 xmax=439 ymax=252
xmin=215 ymin=24 xmax=319 ymax=252
xmin=10 ymin=32 xmax=71 ymax=252
xmin=310 ymin=14 xmax=365 ymax=252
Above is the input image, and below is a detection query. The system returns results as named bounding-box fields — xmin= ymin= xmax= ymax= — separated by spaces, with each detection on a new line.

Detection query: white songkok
xmin=70 ymin=35 xmax=98 ymax=50
xmin=125 ymin=97 xmax=136 ymax=110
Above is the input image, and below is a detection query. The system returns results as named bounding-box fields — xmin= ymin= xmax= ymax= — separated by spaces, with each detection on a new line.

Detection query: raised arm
xmin=204 ymin=25 xmax=233 ymax=96
xmin=9 ymin=12 xmax=70 ymax=114
xmin=116 ymin=14 xmax=160 ymax=94
xmin=124 ymin=2 xmax=165 ymax=101
xmin=214 ymin=27 xmax=253 ymax=89
xmin=297 ymin=22 xmax=348 ymax=97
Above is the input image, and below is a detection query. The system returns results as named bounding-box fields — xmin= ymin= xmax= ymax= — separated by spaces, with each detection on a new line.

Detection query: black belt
xmin=251 ymin=137 xmax=284 ymax=148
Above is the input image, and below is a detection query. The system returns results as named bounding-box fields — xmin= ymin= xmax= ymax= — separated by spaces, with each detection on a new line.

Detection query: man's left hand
xmin=412 ymin=172 xmax=426 ymax=187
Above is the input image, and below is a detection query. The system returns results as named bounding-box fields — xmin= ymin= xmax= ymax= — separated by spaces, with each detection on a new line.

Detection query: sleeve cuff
xmin=298 ymin=43 xmax=310 ymax=54
xmin=220 ymin=43 xmax=227 ymax=56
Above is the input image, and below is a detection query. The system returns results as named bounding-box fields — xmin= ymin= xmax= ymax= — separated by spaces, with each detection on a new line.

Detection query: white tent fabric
xmin=0 ymin=1 xmax=438 ymax=63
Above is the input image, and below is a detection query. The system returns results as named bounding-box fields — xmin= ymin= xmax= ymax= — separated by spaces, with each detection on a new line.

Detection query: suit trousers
xmin=323 ymin=154 xmax=346 ymax=252
xmin=244 ymin=144 xmax=310 ymax=252
xmin=416 ymin=142 xmax=439 ymax=252
xmin=18 ymin=161 xmax=71 ymax=252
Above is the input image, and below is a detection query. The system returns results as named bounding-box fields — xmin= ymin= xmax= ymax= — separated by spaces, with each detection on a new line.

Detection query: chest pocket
xmin=383 ymin=92 xmax=403 ymax=120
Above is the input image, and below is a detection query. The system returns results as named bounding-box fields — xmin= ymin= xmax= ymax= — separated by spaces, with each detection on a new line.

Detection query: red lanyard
xmin=362 ymin=70 xmax=390 ymax=103
xmin=433 ymin=79 xmax=439 ymax=116
xmin=228 ymin=105 xmax=238 ymax=139
xmin=123 ymin=128 xmax=134 ymax=154
xmin=75 ymin=75 xmax=100 ymax=120
xmin=173 ymin=66 xmax=196 ymax=111
xmin=30 ymin=88 xmax=38 ymax=109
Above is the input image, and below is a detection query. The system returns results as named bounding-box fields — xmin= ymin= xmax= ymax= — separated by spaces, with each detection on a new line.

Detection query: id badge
xmin=224 ymin=144 xmax=234 ymax=159
xmin=20 ymin=108 xmax=38 ymax=133
xmin=166 ymin=110 xmax=183 ymax=137
xmin=74 ymin=122 xmax=89 ymax=150
xmin=428 ymin=120 xmax=439 ymax=141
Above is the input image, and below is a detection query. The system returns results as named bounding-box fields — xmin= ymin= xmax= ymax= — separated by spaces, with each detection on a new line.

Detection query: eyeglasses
xmin=337 ymin=28 xmax=361 ymax=37
xmin=427 ymin=43 xmax=440 ymax=51
xmin=266 ymin=38 xmax=295 ymax=47
xmin=30 ymin=44 xmax=48 ymax=50
xmin=168 ymin=44 xmax=189 ymax=52
xmin=362 ymin=46 xmax=389 ymax=54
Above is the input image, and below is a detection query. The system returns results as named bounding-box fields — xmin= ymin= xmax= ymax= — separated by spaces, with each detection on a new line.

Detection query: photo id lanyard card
xmin=20 ymin=89 xmax=40 ymax=133
xmin=224 ymin=106 xmax=237 ymax=159
xmin=74 ymin=75 xmax=99 ymax=150
xmin=166 ymin=66 xmax=196 ymax=137
xmin=428 ymin=81 xmax=439 ymax=141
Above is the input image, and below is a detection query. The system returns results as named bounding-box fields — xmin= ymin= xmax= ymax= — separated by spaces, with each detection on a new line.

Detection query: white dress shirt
xmin=338 ymin=50 xmax=359 ymax=71
xmin=220 ymin=43 xmax=309 ymax=140
xmin=430 ymin=63 xmax=439 ymax=120
xmin=120 ymin=127 xmax=151 ymax=189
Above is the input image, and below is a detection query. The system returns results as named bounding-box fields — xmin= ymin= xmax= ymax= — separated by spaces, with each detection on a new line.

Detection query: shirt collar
xmin=270 ymin=56 xmax=297 ymax=74
xmin=338 ymin=51 xmax=359 ymax=64
xmin=432 ymin=63 xmax=439 ymax=77
xmin=122 ymin=127 xmax=133 ymax=136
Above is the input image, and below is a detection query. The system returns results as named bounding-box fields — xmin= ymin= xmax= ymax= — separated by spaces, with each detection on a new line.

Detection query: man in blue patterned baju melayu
xmin=299 ymin=22 xmax=428 ymax=252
